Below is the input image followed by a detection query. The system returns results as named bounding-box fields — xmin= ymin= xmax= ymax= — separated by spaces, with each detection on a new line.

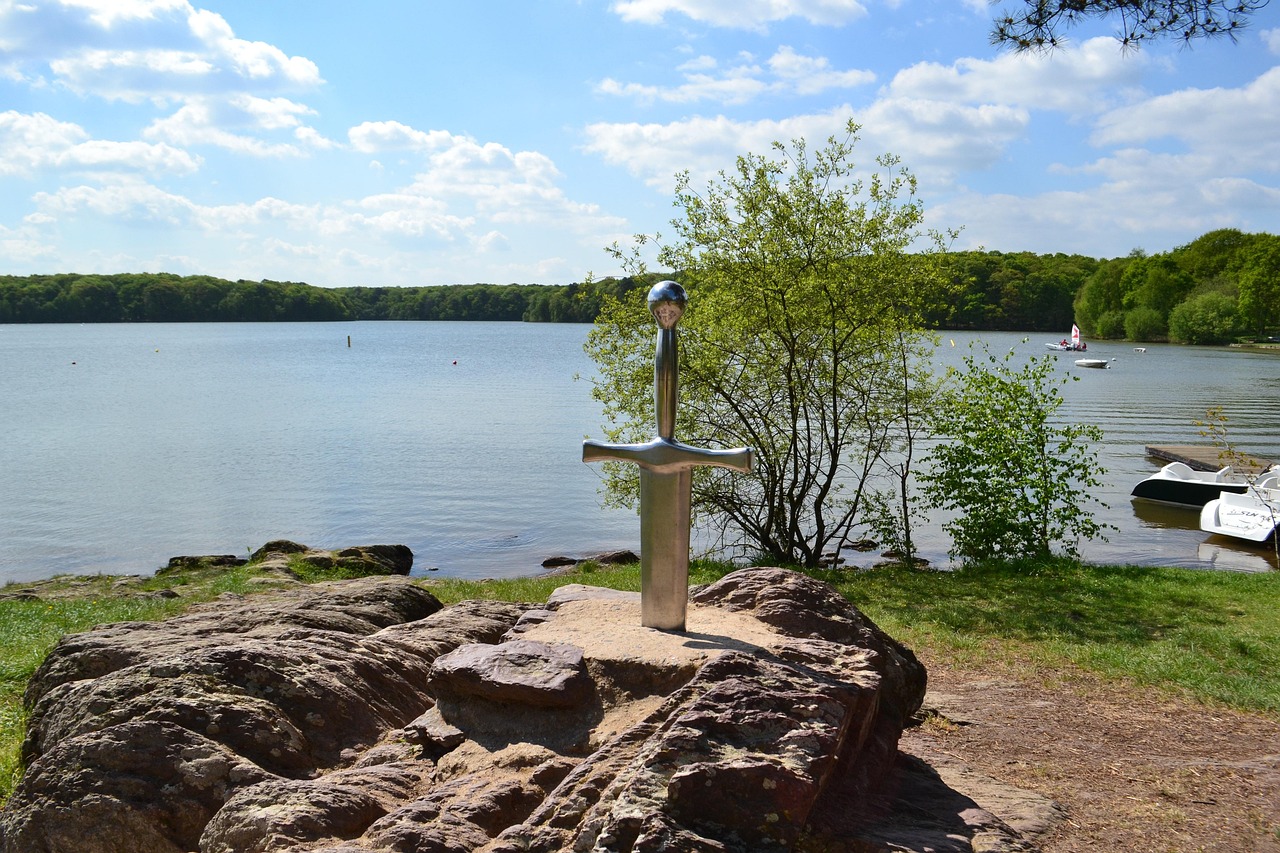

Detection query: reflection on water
xmin=1130 ymin=483 xmax=1280 ymax=573
xmin=1197 ymin=540 xmax=1279 ymax=573
xmin=1129 ymin=500 xmax=1205 ymax=532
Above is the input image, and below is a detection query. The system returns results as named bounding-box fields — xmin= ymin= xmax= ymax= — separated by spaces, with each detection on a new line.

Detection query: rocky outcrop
xmin=0 ymin=542 xmax=416 ymax=604
xmin=0 ymin=567 xmax=1047 ymax=853
xmin=249 ymin=540 xmax=415 ymax=577
xmin=540 ymin=549 xmax=640 ymax=570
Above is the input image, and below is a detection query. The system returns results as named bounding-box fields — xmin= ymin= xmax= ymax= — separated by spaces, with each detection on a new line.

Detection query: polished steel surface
xmin=583 ymin=281 xmax=753 ymax=630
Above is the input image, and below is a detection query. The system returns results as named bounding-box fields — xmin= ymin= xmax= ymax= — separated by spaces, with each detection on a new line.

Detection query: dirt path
xmin=900 ymin=653 xmax=1280 ymax=852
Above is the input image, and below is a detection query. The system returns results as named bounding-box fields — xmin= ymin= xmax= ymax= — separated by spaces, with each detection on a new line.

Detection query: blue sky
xmin=2 ymin=0 xmax=1278 ymax=288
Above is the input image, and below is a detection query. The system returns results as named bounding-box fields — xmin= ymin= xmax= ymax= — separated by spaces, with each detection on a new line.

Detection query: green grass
xmin=822 ymin=558 xmax=1280 ymax=714
xmin=0 ymin=565 xmax=274 ymax=800
xmin=0 ymin=594 xmax=188 ymax=798
xmin=2 ymin=557 xmax=1278 ymax=808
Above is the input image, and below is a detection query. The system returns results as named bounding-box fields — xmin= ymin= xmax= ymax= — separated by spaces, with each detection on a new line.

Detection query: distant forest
xmin=2 ymin=229 xmax=1276 ymax=344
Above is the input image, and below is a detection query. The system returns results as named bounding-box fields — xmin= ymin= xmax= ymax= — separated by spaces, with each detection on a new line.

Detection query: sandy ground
xmin=902 ymin=653 xmax=1280 ymax=852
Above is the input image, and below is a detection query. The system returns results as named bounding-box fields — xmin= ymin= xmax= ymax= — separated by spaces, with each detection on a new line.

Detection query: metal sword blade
xmin=639 ymin=467 xmax=691 ymax=630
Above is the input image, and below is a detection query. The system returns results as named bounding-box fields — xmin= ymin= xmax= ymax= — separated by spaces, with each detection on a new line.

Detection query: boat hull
xmin=1200 ymin=489 xmax=1280 ymax=542
xmin=1132 ymin=478 xmax=1249 ymax=508
xmin=1131 ymin=462 xmax=1255 ymax=508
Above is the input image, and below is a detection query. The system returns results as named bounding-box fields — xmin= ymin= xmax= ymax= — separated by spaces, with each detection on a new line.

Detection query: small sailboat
xmin=1046 ymin=324 xmax=1088 ymax=352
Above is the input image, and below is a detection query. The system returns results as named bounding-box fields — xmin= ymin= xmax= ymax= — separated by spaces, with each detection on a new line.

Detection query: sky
xmin=2 ymin=0 xmax=1278 ymax=288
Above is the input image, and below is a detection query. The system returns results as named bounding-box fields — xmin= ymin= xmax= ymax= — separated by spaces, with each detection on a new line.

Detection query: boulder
xmin=249 ymin=539 xmax=311 ymax=560
xmin=160 ymin=555 xmax=247 ymax=574
xmin=540 ymin=550 xmax=638 ymax=570
xmin=427 ymin=640 xmax=593 ymax=709
xmin=244 ymin=541 xmax=414 ymax=577
xmin=0 ymin=567 xmax=1049 ymax=853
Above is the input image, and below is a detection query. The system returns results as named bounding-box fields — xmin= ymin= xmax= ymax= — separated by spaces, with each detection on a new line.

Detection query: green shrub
xmin=921 ymin=344 xmax=1111 ymax=563
xmin=1168 ymin=292 xmax=1240 ymax=344
xmin=1123 ymin=306 xmax=1166 ymax=341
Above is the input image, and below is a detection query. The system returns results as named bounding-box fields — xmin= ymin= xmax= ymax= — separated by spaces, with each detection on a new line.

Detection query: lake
xmin=2 ymin=322 xmax=1278 ymax=584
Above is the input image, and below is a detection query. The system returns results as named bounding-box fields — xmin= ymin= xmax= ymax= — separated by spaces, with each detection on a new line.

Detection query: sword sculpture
xmin=583 ymin=281 xmax=753 ymax=631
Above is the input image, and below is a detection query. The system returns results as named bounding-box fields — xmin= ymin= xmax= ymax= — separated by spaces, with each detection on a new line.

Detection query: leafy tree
xmin=1171 ymin=228 xmax=1257 ymax=282
xmin=1074 ymin=257 xmax=1131 ymax=336
xmin=991 ymin=0 xmax=1267 ymax=50
xmin=1123 ymin=305 xmax=1166 ymax=341
xmin=1121 ymin=255 xmax=1193 ymax=321
xmin=1232 ymin=234 xmax=1280 ymax=337
xmin=62 ymin=276 xmax=121 ymax=322
xmin=1094 ymin=309 xmax=1127 ymax=339
xmin=1168 ymin=291 xmax=1240 ymax=344
xmin=921 ymin=344 xmax=1110 ymax=564
xmin=586 ymin=121 xmax=953 ymax=567
xmin=142 ymin=280 xmax=190 ymax=321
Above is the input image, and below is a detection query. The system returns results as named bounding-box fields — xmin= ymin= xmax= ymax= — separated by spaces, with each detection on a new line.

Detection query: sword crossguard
xmin=582 ymin=437 xmax=753 ymax=475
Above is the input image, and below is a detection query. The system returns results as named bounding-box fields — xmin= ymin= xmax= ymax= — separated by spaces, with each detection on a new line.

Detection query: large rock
xmin=1 ymin=576 xmax=521 ymax=853
xmin=0 ymin=567 xmax=1046 ymax=853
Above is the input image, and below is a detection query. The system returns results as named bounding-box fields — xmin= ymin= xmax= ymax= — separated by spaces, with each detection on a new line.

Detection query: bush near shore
xmin=2 ymin=555 xmax=1278 ymax=806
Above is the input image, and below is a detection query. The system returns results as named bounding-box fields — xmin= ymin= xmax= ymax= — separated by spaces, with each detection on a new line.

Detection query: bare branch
xmin=990 ymin=0 xmax=1268 ymax=51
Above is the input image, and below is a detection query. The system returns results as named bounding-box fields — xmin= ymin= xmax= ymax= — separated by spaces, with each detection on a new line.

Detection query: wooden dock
xmin=1145 ymin=445 xmax=1273 ymax=475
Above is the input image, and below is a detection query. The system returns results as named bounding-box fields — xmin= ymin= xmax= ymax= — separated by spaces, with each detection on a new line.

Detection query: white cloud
xmin=0 ymin=220 xmax=56 ymax=264
xmin=475 ymin=230 xmax=511 ymax=253
xmin=582 ymin=110 xmax=855 ymax=191
xmin=597 ymin=72 xmax=768 ymax=105
xmin=582 ymin=96 xmax=1026 ymax=198
xmin=55 ymin=0 xmax=190 ymax=28
xmin=597 ymin=46 xmax=872 ymax=105
xmin=1091 ymin=66 xmax=1280 ymax=172
xmin=237 ymin=95 xmax=314 ymax=131
xmin=933 ymin=175 xmax=1264 ymax=258
xmin=858 ymin=98 xmax=1027 ymax=179
xmin=768 ymin=46 xmax=875 ymax=94
xmin=611 ymin=0 xmax=867 ymax=29
xmin=0 ymin=109 xmax=201 ymax=176
xmin=187 ymin=8 xmax=320 ymax=87
xmin=4 ymin=1 xmax=320 ymax=101
xmin=33 ymin=175 xmax=197 ymax=224
xmin=18 ymin=118 xmax=632 ymax=285
xmin=49 ymin=48 xmax=215 ymax=102
xmin=885 ymin=37 xmax=1148 ymax=115
xmin=348 ymin=121 xmax=462 ymax=154
xmin=0 ymin=111 xmax=89 ymax=176
xmin=143 ymin=95 xmax=331 ymax=155
xmin=1 ymin=0 xmax=325 ymax=162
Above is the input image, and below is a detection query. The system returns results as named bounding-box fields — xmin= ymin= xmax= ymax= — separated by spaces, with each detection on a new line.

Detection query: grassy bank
xmin=2 ymin=557 xmax=1278 ymax=806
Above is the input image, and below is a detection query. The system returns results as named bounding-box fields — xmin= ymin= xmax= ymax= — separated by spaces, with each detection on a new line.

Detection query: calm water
xmin=0 ymin=322 xmax=638 ymax=583
xmin=2 ymin=323 xmax=1278 ymax=584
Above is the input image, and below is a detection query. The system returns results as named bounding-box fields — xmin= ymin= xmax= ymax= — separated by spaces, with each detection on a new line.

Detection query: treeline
xmin=1070 ymin=229 xmax=1280 ymax=344
xmin=920 ymin=228 xmax=1278 ymax=343
xmin=0 ymin=260 xmax=1091 ymax=329
xmin=924 ymin=250 xmax=1099 ymax=332
xmin=0 ymin=273 xmax=657 ymax=325
xmin=2 ymin=229 xmax=1276 ymax=342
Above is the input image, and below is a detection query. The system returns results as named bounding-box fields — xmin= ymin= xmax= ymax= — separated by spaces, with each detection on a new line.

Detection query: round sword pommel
xmin=648 ymin=280 xmax=687 ymax=330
